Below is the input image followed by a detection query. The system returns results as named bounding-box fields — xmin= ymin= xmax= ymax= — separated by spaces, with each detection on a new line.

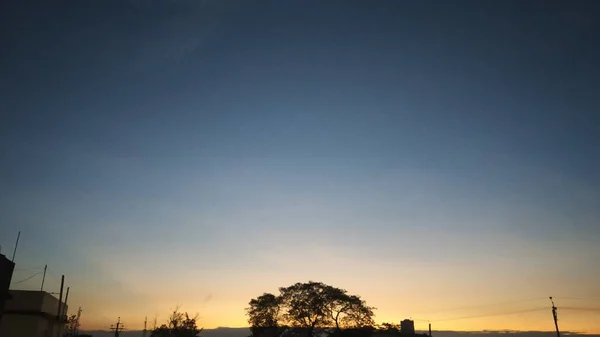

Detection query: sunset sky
xmin=1 ymin=0 xmax=599 ymax=333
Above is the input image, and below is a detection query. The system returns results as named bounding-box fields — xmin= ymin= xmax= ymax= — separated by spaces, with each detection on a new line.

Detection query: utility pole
xmin=110 ymin=317 xmax=125 ymax=337
xmin=56 ymin=275 xmax=65 ymax=337
xmin=550 ymin=297 xmax=560 ymax=337
xmin=63 ymin=287 xmax=70 ymax=316
xmin=153 ymin=315 xmax=157 ymax=330
xmin=61 ymin=286 xmax=71 ymax=337
xmin=41 ymin=265 xmax=47 ymax=291
xmin=429 ymin=323 xmax=432 ymax=337
xmin=143 ymin=316 xmax=148 ymax=337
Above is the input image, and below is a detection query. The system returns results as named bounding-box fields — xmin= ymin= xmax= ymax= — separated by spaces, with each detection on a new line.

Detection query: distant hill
xmin=79 ymin=328 xmax=599 ymax=337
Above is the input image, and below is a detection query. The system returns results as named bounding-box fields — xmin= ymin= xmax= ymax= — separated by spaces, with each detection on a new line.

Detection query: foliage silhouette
xmin=63 ymin=314 xmax=79 ymax=337
xmin=150 ymin=307 xmax=203 ymax=337
xmin=373 ymin=323 xmax=401 ymax=337
xmin=247 ymin=281 xmax=375 ymax=337
xmin=376 ymin=323 xmax=400 ymax=334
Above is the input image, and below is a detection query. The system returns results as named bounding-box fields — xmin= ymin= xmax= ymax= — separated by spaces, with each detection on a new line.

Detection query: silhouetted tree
xmin=377 ymin=323 xmax=400 ymax=333
xmin=247 ymin=293 xmax=281 ymax=337
xmin=62 ymin=314 xmax=78 ymax=337
xmin=340 ymin=327 xmax=377 ymax=337
xmin=374 ymin=323 xmax=401 ymax=337
xmin=150 ymin=308 xmax=203 ymax=337
xmin=247 ymin=281 xmax=375 ymax=337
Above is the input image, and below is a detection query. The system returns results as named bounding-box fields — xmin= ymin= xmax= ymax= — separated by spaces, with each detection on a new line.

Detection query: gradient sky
xmin=1 ymin=0 xmax=599 ymax=333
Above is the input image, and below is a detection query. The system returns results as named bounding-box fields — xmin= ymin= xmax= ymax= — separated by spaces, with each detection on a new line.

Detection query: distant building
xmin=0 ymin=253 xmax=15 ymax=324
xmin=400 ymin=319 xmax=415 ymax=335
xmin=0 ymin=290 xmax=68 ymax=337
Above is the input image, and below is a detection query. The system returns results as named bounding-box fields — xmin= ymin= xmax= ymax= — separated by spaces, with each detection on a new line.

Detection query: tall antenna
xmin=12 ymin=231 xmax=20 ymax=262
xmin=153 ymin=315 xmax=157 ymax=330
xmin=62 ymin=287 xmax=70 ymax=316
xmin=143 ymin=316 xmax=148 ymax=337
xmin=41 ymin=265 xmax=47 ymax=291
xmin=550 ymin=297 xmax=560 ymax=337
xmin=56 ymin=275 xmax=65 ymax=337
xmin=110 ymin=317 xmax=125 ymax=337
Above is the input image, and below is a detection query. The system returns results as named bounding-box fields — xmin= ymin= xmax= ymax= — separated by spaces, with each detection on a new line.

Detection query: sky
xmin=1 ymin=0 xmax=599 ymax=333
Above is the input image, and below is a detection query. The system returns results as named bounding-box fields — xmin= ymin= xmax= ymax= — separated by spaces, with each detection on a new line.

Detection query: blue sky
xmin=1 ymin=0 xmax=599 ymax=332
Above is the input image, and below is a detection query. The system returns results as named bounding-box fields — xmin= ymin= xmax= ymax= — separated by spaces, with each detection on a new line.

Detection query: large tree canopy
xmin=247 ymin=281 xmax=375 ymax=337
xmin=247 ymin=293 xmax=282 ymax=337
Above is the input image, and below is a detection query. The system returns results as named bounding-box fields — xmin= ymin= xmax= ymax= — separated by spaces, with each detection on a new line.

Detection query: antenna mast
xmin=40 ymin=265 xmax=47 ymax=291
xmin=12 ymin=231 xmax=20 ymax=262
xmin=550 ymin=297 xmax=560 ymax=337
xmin=110 ymin=317 xmax=125 ymax=337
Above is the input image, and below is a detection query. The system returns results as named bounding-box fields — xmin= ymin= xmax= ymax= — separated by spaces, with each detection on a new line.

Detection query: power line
xmin=413 ymin=297 xmax=547 ymax=317
xmin=431 ymin=307 xmax=547 ymax=322
xmin=555 ymin=297 xmax=600 ymax=301
xmin=46 ymin=269 xmax=60 ymax=279
xmin=561 ymin=307 xmax=600 ymax=312
xmin=12 ymin=272 xmax=42 ymax=284
xmin=14 ymin=266 xmax=45 ymax=271
xmin=46 ymin=269 xmax=66 ymax=283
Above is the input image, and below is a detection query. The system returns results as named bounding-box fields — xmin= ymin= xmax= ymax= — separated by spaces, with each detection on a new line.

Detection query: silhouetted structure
xmin=549 ymin=297 xmax=560 ymax=337
xmin=0 ymin=253 xmax=15 ymax=325
xmin=375 ymin=321 xmax=429 ymax=337
xmin=110 ymin=317 xmax=125 ymax=337
xmin=0 ymin=290 xmax=68 ymax=337
xmin=400 ymin=320 xmax=415 ymax=335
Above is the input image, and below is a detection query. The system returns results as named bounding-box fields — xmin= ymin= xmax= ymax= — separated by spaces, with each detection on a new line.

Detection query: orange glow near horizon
xmin=77 ymin=304 xmax=600 ymax=334
xmin=70 ymin=277 xmax=600 ymax=334
xmin=12 ymin=234 xmax=600 ymax=335
xmin=15 ymin=234 xmax=596 ymax=335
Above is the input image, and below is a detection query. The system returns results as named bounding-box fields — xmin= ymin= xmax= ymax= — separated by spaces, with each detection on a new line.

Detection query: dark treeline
xmin=246 ymin=281 xmax=421 ymax=337
xmin=150 ymin=308 xmax=203 ymax=337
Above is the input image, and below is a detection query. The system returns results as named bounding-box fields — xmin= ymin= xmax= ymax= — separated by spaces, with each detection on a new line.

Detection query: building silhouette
xmin=0 ymin=253 xmax=15 ymax=325
xmin=400 ymin=320 xmax=415 ymax=335
xmin=0 ymin=290 xmax=68 ymax=337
